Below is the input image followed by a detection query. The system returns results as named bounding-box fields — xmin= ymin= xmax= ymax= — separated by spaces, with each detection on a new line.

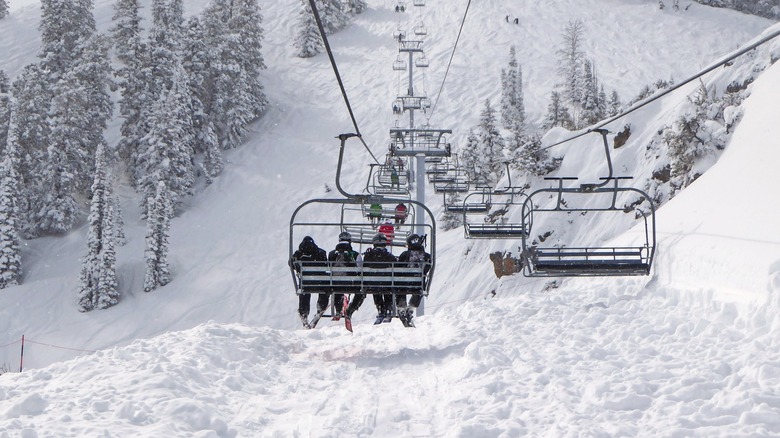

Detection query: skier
xmin=378 ymin=220 xmax=395 ymax=244
xmin=396 ymin=234 xmax=431 ymax=327
xmin=344 ymin=233 xmax=397 ymax=325
xmin=327 ymin=232 xmax=361 ymax=319
xmin=390 ymin=167 xmax=400 ymax=189
xmin=289 ymin=236 xmax=328 ymax=328
xmin=369 ymin=202 xmax=382 ymax=227
xmin=394 ymin=203 xmax=408 ymax=225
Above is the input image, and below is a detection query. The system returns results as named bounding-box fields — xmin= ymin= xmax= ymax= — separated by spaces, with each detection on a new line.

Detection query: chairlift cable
xmin=535 ymin=26 xmax=780 ymax=154
xmin=307 ymin=0 xmax=380 ymax=164
xmin=429 ymin=0 xmax=472 ymax=121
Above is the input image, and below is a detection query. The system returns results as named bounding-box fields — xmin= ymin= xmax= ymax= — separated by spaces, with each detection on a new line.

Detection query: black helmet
xmin=338 ymin=231 xmax=352 ymax=243
xmin=372 ymin=233 xmax=388 ymax=247
xmin=406 ymin=233 xmax=421 ymax=247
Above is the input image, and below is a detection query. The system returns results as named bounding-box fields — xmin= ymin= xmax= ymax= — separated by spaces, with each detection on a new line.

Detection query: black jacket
xmin=362 ymin=246 xmax=397 ymax=269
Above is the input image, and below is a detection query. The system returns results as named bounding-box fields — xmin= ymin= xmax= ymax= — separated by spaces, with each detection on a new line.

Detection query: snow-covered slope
xmin=1 ymin=0 xmax=780 ymax=435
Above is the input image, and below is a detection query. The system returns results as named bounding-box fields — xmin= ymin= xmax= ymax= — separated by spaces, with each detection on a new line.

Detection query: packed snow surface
xmin=1 ymin=0 xmax=780 ymax=436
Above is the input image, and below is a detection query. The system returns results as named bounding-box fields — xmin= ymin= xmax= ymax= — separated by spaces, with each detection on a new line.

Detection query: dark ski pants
xmin=298 ymin=292 xmax=330 ymax=317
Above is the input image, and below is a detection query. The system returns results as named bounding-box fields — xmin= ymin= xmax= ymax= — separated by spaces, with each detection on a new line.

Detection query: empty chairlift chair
xmin=519 ymin=129 xmax=656 ymax=277
xmin=463 ymin=189 xmax=529 ymax=239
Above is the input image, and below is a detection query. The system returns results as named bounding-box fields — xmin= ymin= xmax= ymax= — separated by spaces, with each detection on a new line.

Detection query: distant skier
xmin=394 ymin=203 xmax=408 ymax=225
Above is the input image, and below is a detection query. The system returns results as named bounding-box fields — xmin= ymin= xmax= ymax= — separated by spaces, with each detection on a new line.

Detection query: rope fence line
xmin=0 ymin=335 xmax=97 ymax=373
xmin=0 ymin=336 xmax=95 ymax=354
xmin=24 ymin=339 xmax=97 ymax=353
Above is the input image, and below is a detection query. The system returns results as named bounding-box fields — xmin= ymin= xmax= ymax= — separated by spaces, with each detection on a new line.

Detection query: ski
xmin=308 ymin=309 xmax=326 ymax=328
xmin=345 ymin=316 xmax=353 ymax=332
xmin=299 ymin=314 xmax=311 ymax=330
xmin=399 ymin=309 xmax=415 ymax=328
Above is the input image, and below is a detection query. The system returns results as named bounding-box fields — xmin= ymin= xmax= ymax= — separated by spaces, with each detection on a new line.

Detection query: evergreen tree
xmin=182 ymin=16 xmax=223 ymax=183
xmin=202 ymin=0 xmax=267 ymax=150
xmin=0 ymin=0 xmax=8 ymax=20
xmin=608 ymin=90 xmax=621 ymax=117
xmin=317 ymin=0 xmax=349 ymax=34
xmin=294 ymin=0 xmax=325 ymax=58
xmin=440 ymin=192 xmax=463 ymax=231
xmin=597 ymin=85 xmax=608 ymax=121
xmin=346 ymin=0 xmax=368 ymax=14
xmin=110 ymin=0 xmax=143 ymax=65
xmin=556 ymin=19 xmax=586 ymax=109
xmin=580 ymin=59 xmax=600 ymax=127
xmin=144 ymin=181 xmax=172 ymax=292
xmin=78 ymin=144 xmax=119 ymax=311
xmin=0 ymin=157 xmax=22 ymax=289
xmin=111 ymin=0 xmax=147 ymax=178
xmin=136 ymin=61 xmax=194 ymax=218
xmin=32 ymin=35 xmax=112 ymax=236
xmin=114 ymin=195 xmax=126 ymax=245
xmin=500 ymin=45 xmax=525 ymax=132
xmin=514 ymin=134 xmax=555 ymax=177
xmin=460 ymin=100 xmax=505 ymax=184
xmin=10 ymin=64 xmax=53 ymax=237
xmin=38 ymin=0 xmax=96 ymax=76
xmin=542 ymin=91 xmax=574 ymax=130
xmin=68 ymin=34 xmax=114 ymax=194
xmin=0 ymin=70 xmax=10 ymax=155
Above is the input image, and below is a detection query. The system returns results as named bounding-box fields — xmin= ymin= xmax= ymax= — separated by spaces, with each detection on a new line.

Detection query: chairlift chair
xmin=289 ymin=134 xmax=436 ymax=324
xmin=519 ymin=129 xmax=656 ymax=277
xmin=290 ymin=198 xmax=434 ymax=321
xmin=392 ymin=58 xmax=407 ymax=71
xmin=463 ymin=189 xmax=530 ymax=239
xmin=414 ymin=23 xmax=428 ymax=36
xmin=445 ymin=190 xmax=492 ymax=214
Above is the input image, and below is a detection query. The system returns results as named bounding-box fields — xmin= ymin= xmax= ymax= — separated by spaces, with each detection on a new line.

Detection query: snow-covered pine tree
xmin=542 ymin=91 xmax=574 ymax=130
xmin=201 ymin=0 xmax=267 ymax=150
xmin=144 ymin=181 xmax=172 ymax=293
xmin=514 ymin=134 xmax=556 ymax=177
xmin=556 ymin=19 xmax=586 ymax=124
xmin=31 ymin=35 xmax=112 ymax=236
xmin=460 ymin=100 xmax=506 ymax=185
xmin=608 ymin=90 xmax=621 ymax=117
xmin=440 ymin=192 xmax=463 ymax=231
xmin=69 ymin=34 xmax=114 ymax=194
xmin=114 ymin=196 xmax=126 ymax=245
xmin=147 ymin=0 xmax=183 ymax=106
xmin=597 ymin=85 xmax=608 ymax=121
xmin=136 ymin=60 xmax=194 ymax=218
xmin=225 ymin=0 xmax=267 ymax=120
xmin=78 ymin=143 xmax=119 ymax=311
xmin=110 ymin=0 xmax=143 ymax=65
xmin=0 ymin=157 xmax=21 ymax=289
xmin=294 ymin=0 xmax=325 ymax=58
xmin=0 ymin=0 xmax=8 ymax=20
xmin=0 ymin=70 xmax=9 ymax=154
xmin=580 ymin=59 xmax=600 ymax=127
xmin=38 ymin=0 xmax=96 ymax=76
xmin=500 ymin=45 xmax=525 ymax=132
xmin=114 ymin=18 xmax=149 ymax=186
xmin=317 ymin=0 xmax=349 ymax=34
xmin=10 ymin=64 xmax=53 ymax=237
xmin=346 ymin=0 xmax=368 ymax=14
xmin=182 ymin=16 xmax=223 ymax=183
